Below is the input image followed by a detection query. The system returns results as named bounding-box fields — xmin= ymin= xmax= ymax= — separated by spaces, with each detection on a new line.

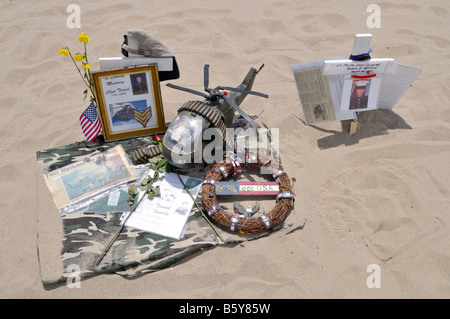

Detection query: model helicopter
xmin=161 ymin=64 xmax=268 ymax=169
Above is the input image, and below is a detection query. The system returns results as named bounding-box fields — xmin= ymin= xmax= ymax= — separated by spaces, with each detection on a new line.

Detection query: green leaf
xmin=140 ymin=177 xmax=150 ymax=190
xmin=128 ymin=184 xmax=138 ymax=196
xmin=145 ymin=185 xmax=161 ymax=199
xmin=128 ymin=194 xmax=136 ymax=207
xmin=148 ymin=154 xmax=163 ymax=165
xmin=150 ymin=158 xmax=167 ymax=173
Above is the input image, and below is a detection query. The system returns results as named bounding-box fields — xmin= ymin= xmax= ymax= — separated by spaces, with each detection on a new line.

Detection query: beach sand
xmin=1 ymin=0 xmax=449 ymax=298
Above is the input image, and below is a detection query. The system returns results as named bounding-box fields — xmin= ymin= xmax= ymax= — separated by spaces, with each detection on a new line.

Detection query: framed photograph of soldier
xmin=92 ymin=64 xmax=166 ymax=142
xmin=340 ymin=76 xmax=381 ymax=112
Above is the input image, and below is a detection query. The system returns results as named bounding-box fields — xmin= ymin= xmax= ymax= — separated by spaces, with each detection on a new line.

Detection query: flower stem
xmin=176 ymin=173 xmax=224 ymax=242
xmin=95 ymin=171 xmax=160 ymax=266
xmin=83 ymin=42 xmax=97 ymax=105
xmin=68 ymin=47 xmax=97 ymax=105
xmin=68 ymin=51 xmax=91 ymax=89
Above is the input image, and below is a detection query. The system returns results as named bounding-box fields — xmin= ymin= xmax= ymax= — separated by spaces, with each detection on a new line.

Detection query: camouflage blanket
xmin=36 ymin=136 xmax=298 ymax=286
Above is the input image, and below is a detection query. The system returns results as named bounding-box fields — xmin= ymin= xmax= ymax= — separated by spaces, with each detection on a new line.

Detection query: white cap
xmin=355 ymin=80 xmax=369 ymax=88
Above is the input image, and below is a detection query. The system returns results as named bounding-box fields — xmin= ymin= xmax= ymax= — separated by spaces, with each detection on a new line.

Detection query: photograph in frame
xmin=43 ymin=145 xmax=136 ymax=212
xmin=340 ymin=76 xmax=381 ymax=112
xmin=93 ymin=64 xmax=166 ymax=142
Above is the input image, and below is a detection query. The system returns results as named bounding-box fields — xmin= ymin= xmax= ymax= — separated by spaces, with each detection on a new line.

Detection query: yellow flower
xmin=58 ymin=48 xmax=69 ymax=56
xmin=82 ymin=63 xmax=91 ymax=69
xmin=78 ymin=32 xmax=90 ymax=44
xmin=74 ymin=53 xmax=84 ymax=61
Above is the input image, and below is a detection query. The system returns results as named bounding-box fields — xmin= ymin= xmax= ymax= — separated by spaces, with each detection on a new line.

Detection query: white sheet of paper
xmin=377 ymin=62 xmax=423 ymax=109
xmin=107 ymin=189 xmax=121 ymax=206
xmin=123 ymin=171 xmax=202 ymax=240
xmin=322 ymin=58 xmax=395 ymax=76
xmin=292 ymin=58 xmax=354 ymax=123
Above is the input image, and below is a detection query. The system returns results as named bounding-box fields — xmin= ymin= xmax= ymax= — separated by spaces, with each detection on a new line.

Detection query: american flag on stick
xmin=79 ymin=102 xmax=101 ymax=142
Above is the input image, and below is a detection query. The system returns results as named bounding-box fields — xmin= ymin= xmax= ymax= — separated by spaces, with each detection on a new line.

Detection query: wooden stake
xmin=347 ymin=34 xmax=372 ymax=135
xmin=349 ymin=120 xmax=358 ymax=135
xmin=349 ymin=111 xmax=359 ymax=135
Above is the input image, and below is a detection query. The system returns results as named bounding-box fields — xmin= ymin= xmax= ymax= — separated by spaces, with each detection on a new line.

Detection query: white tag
xmin=107 ymin=190 xmax=120 ymax=206
xmin=322 ymin=58 xmax=395 ymax=76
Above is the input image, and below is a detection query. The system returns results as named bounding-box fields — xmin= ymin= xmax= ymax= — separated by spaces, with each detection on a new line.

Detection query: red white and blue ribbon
xmin=260 ymin=215 xmax=272 ymax=230
xmin=226 ymin=153 xmax=242 ymax=176
xmin=349 ymin=48 xmax=373 ymax=60
xmin=215 ymin=165 xmax=229 ymax=178
xmin=276 ymin=191 xmax=295 ymax=202
xmin=202 ymin=178 xmax=216 ymax=186
xmin=207 ymin=204 xmax=221 ymax=217
xmin=272 ymin=169 xmax=286 ymax=179
xmin=229 ymin=214 xmax=240 ymax=232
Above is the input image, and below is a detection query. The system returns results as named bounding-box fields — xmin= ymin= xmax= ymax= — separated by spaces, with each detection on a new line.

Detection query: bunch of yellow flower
xmin=58 ymin=32 xmax=95 ymax=103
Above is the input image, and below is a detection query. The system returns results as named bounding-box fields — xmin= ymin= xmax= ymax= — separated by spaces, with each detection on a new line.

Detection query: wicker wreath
xmin=201 ymin=153 xmax=295 ymax=234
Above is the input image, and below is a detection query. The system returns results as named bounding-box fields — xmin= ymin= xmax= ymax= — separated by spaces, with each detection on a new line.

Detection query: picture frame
xmin=340 ymin=76 xmax=381 ymax=112
xmin=92 ymin=64 xmax=166 ymax=142
xmin=43 ymin=145 xmax=136 ymax=212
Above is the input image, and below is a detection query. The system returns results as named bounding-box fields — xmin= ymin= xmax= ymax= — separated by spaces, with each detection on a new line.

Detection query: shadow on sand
xmin=305 ymin=109 xmax=412 ymax=150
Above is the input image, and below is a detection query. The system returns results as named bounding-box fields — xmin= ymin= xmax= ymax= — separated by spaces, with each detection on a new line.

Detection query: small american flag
xmin=79 ymin=102 xmax=101 ymax=142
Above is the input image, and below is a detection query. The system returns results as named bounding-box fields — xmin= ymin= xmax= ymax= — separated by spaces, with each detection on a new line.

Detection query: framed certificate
xmin=92 ymin=64 xmax=166 ymax=142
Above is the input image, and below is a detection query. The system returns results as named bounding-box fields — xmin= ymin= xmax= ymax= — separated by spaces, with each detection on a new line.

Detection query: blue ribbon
xmin=349 ymin=48 xmax=373 ymax=60
xmin=351 ymin=111 xmax=359 ymax=122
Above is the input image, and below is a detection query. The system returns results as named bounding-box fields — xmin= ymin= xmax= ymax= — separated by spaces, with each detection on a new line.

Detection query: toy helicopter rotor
xmin=166 ymin=64 xmax=267 ymax=129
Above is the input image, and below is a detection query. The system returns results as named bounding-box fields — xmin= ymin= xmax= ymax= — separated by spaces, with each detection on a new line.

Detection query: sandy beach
xmin=1 ymin=0 xmax=449 ymax=299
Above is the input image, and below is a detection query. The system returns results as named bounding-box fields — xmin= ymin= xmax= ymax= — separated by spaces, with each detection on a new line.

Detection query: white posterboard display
xmin=292 ymin=34 xmax=422 ymax=126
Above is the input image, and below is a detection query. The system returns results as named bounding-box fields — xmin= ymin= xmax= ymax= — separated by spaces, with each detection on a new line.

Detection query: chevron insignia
xmin=133 ymin=108 xmax=152 ymax=127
